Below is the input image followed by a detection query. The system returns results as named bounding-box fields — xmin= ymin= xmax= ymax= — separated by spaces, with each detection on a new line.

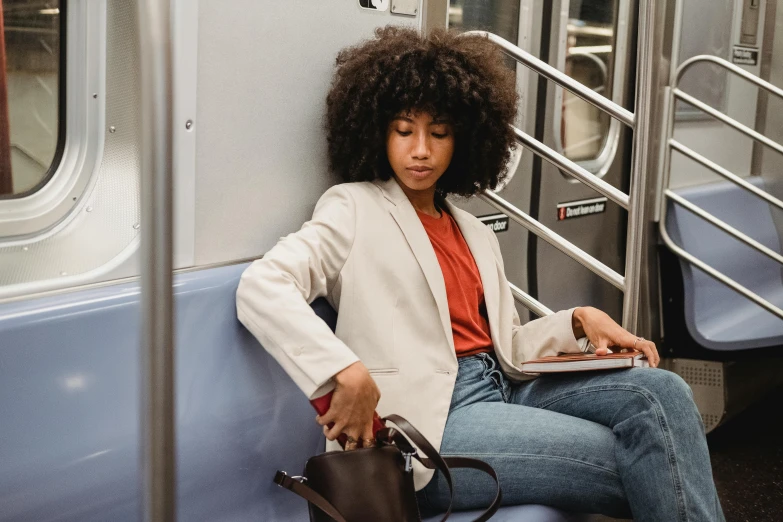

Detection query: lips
xmin=406 ymin=166 xmax=433 ymax=179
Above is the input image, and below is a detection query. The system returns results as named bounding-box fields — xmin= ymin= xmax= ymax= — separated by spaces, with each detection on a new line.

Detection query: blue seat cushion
xmin=665 ymin=178 xmax=783 ymax=350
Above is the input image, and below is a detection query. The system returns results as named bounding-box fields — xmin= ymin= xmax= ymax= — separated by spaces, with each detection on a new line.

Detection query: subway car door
xmin=532 ymin=0 xmax=635 ymax=321
xmin=450 ymin=0 xmax=635 ymax=321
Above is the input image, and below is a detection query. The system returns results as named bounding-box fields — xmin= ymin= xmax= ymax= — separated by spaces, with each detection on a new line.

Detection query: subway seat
xmin=0 ymin=263 xmax=590 ymax=520
xmin=666 ymin=178 xmax=783 ymax=350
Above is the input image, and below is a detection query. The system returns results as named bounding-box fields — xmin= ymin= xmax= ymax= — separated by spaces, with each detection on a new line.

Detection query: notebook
xmin=519 ymin=350 xmax=649 ymax=373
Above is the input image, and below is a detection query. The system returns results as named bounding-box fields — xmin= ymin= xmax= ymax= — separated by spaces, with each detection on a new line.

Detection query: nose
xmin=411 ymin=131 xmax=430 ymax=160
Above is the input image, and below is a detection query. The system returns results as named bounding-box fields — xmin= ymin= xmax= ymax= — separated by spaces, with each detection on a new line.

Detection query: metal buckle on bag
xmin=274 ymin=471 xmax=307 ymax=487
xmin=403 ymin=449 xmax=417 ymax=473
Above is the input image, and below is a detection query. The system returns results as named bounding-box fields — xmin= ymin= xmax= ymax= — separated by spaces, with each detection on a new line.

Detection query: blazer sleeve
xmin=485 ymin=227 xmax=583 ymax=365
xmin=236 ymin=185 xmax=360 ymax=398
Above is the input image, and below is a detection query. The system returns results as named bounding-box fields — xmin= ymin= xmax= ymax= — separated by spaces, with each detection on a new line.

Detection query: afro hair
xmin=325 ymin=26 xmax=519 ymax=197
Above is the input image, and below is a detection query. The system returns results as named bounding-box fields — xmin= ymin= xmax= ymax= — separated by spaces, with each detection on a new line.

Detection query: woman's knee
xmin=628 ymin=368 xmax=692 ymax=402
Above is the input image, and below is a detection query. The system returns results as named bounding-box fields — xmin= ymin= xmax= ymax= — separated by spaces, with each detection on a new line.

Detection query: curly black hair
xmin=325 ymin=26 xmax=519 ymax=197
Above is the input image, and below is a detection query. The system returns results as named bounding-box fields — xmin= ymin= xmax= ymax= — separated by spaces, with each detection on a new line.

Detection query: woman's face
xmin=386 ymin=111 xmax=455 ymax=194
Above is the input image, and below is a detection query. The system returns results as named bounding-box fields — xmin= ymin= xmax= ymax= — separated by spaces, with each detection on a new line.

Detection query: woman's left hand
xmin=572 ymin=306 xmax=660 ymax=367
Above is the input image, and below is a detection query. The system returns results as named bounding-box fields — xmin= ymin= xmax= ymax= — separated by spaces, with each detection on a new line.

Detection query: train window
xmin=557 ymin=1 xmax=618 ymax=164
xmin=0 ymin=0 xmax=63 ymax=198
xmin=675 ymin=0 xmax=732 ymax=119
xmin=448 ymin=0 xmax=519 ymax=70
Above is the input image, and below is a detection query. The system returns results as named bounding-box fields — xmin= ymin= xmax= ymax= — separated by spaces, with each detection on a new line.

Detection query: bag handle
xmin=273 ymin=471 xmax=348 ymax=522
xmin=273 ymin=414 xmax=502 ymax=522
xmin=382 ymin=414 xmax=502 ymax=522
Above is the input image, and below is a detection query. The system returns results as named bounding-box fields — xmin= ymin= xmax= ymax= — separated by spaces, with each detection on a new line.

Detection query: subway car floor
xmin=707 ymin=383 xmax=783 ymax=521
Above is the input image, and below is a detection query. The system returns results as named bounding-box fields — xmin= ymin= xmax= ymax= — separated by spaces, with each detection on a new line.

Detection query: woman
xmin=236 ymin=27 xmax=724 ymax=521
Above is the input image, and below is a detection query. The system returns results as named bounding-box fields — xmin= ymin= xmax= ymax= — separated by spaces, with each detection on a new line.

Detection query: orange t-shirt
xmin=417 ymin=209 xmax=494 ymax=357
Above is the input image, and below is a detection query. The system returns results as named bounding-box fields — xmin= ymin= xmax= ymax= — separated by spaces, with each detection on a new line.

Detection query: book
xmin=310 ymin=391 xmax=386 ymax=448
xmin=518 ymin=350 xmax=649 ymax=373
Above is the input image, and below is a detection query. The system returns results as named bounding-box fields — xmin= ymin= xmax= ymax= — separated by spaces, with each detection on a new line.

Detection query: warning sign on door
xmin=732 ymin=46 xmax=758 ymax=66
xmin=557 ymin=197 xmax=607 ymax=221
xmin=478 ymin=213 xmax=510 ymax=233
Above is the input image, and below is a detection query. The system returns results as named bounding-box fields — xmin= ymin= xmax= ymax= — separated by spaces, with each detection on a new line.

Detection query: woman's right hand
xmin=316 ymin=361 xmax=380 ymax=450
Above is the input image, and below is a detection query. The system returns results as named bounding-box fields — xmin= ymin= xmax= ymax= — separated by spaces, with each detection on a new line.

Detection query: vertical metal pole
xmin=138 ymin=0 xmax=175 ymax=520
xmin=622 ymin=0 xmax=656 ymax=332
xmin=0 ymin=0 xmax=14 ymax=195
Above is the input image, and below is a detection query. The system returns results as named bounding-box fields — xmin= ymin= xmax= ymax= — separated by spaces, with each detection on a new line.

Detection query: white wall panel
xmin=194 ymin=0 xmax=419 ymax=265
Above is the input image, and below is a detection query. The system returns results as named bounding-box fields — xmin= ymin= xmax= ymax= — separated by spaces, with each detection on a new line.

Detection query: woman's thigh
xmin=419 ymin=400 xmax=631 ymax=518
xmin=510 ymin=368 xmax=698 ymax=428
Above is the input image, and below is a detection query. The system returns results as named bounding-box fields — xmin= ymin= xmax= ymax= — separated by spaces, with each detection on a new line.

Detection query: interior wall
xmin=193 ymin=0 xmax=419 ymax=266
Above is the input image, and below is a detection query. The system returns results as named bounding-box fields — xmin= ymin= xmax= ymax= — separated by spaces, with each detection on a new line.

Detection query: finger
xmin=636 ymin=341 xmax=657 ymax=368
xmin=317 ymin=408 xmax=337 ymax=426
xmin=360 ymin=419 xmax=375 ymax=448
xmin=595 ymin=347 xmax=610 ymax=356
xmin=343 ymin=428 xmax=362 ymax=451
xmin=324 ymin=421 xmax=345 ymax=442
xmin=639 ymin=341 xmax=661 ymax=368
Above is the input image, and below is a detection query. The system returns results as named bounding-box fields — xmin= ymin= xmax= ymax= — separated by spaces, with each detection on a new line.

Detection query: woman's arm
xmin=236 ymin=185 xmax=361 ymax=398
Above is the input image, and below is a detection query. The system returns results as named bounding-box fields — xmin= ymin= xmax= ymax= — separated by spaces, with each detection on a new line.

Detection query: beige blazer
xmin=236 ymin=177 xmax=581 ymax=489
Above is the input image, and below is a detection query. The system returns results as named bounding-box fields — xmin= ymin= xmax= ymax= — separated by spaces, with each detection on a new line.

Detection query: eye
xmin=432 ymin=132 xmax=449 ymax=139
xmin=396 ymin=130 xmax=412 ymax=137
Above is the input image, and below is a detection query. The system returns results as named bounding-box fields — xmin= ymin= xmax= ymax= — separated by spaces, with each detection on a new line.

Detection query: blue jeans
xmin=417 ymin=352 xmax=724 ymax=521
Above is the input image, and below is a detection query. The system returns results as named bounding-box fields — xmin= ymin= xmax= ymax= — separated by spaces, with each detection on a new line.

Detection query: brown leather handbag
xmin=274 ymin=414 xmax=502 ymax=522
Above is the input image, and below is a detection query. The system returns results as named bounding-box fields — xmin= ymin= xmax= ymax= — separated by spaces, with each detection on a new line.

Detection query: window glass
xmin=560 ymin=1 xmax=616 ymax=162
xmin=449 ymin=0 xmax=520 ymax=70
xmin=1 ymin=0 xmax=62 ymax=197
xmin=676 ymin=0 xmax=732 ymax=118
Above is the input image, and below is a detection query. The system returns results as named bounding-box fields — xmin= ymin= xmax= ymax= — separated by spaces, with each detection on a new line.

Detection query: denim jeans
xmin=417 ymin=352 xmax=725 ymax=522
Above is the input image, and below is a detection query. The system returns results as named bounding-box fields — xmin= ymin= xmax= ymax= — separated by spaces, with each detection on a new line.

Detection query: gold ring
xmin=362 ymin=438 xmax=376 ymax=447
xmin=633 ymin=337 xmax=645 ymax=351
xmin=346 ymin=436 xmax=358 ymax=444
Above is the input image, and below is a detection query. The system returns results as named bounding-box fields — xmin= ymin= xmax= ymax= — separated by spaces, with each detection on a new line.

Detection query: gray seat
xmin=0 ymin=263 xmax=592 ymax=520
xmin=665 ymin=178 xmax=783 ymax=350
xmin=422 ymin=505 xmax=588 ymax=521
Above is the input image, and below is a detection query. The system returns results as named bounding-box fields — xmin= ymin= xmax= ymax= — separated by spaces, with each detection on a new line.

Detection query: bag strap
xmin=273 ymin=471 xmax=348 ymax=522
xmin=383 ymin=414 xmax=502 ymax=522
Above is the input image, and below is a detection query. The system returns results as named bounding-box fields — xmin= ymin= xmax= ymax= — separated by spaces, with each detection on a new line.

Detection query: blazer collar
xmin=377 ymin=177 xmax=503 ymax=354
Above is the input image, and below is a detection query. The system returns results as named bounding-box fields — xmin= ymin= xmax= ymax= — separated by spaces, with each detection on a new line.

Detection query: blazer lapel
xmin=377 ymin=179 xmax=455 ymax=352
xmin=445 ymin=200 xmax=503 ymax=351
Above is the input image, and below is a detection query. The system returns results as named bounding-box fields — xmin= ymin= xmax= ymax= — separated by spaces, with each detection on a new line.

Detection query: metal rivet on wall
xmin=109 ymin=126 xmax=116 ymax=133
xmin=133 ymin=223 xmax=140 ymax=230
xmin=185 ymin=120 xmax=193 ymax=130
xmin=93 ymin=93 xmax=98 ymax=99
xmin=86 ymin=206 xmax=93 ymax=213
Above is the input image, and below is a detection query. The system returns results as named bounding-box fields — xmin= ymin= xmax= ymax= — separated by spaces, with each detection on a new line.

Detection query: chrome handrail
xmin=658 ymin=54 xmax=783 ymax=320
xmin=138 ymin=0 xmax=176 ymax=520
xmin=510 ymin=126 xmax=630 ymax=209
xmin=481 ymin=191 xmax=625 ymax=291
xmin=465 ymin=31 xmax=635 ymax=127
xmin=509 ymin=282 xmax=554 ymax=317
xmin=467 ymin=12 xmax=659 ymax=332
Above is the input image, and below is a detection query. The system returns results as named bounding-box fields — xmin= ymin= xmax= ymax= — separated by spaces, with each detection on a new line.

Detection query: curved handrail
xmin=659 ymin=54 xmax=783 ymax=322
xmin=675 ymin=55 xmax=783 ymax=99
xmin=464 ymin=30 xmax=635 ymax=127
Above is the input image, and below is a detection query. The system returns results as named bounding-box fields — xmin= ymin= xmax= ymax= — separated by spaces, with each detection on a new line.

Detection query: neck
xmin=394 ymin=176 xmax=440 ymax=217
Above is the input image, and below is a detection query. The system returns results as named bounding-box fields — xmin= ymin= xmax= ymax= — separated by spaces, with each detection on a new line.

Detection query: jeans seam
xmin=440 ymin=452 xmax=621 ymax=477
xmin=531 ymin=384 xmax=689 ymax=522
